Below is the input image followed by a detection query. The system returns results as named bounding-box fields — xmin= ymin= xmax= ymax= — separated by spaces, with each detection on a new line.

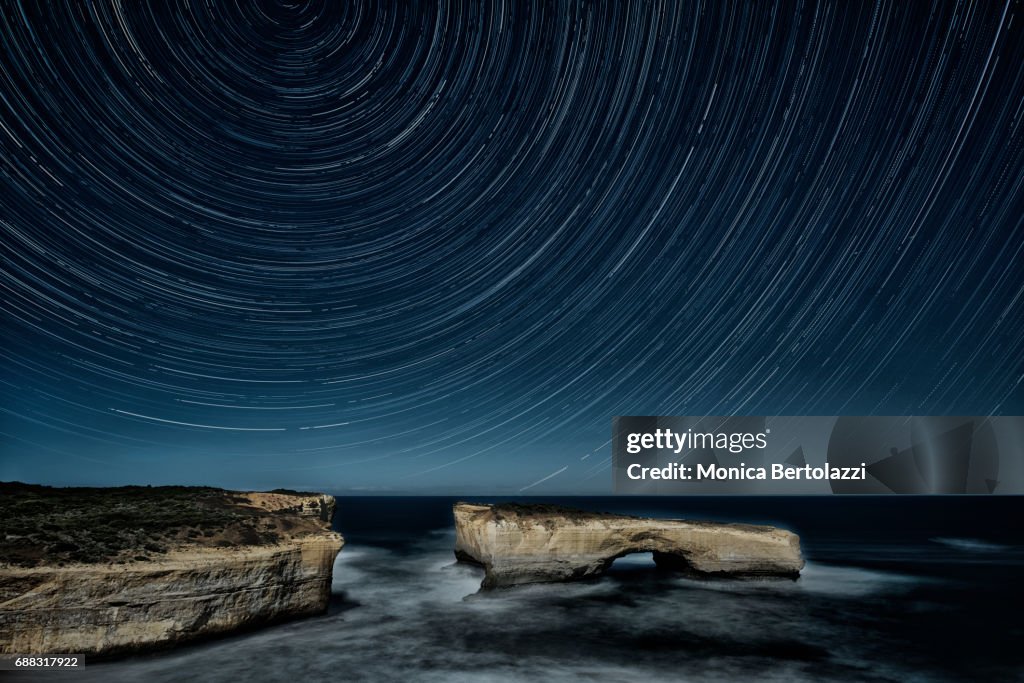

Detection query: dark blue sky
xmin=2 ymin=1 xmax=1022 ymax=494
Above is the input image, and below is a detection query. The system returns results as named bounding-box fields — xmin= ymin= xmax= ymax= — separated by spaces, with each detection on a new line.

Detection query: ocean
xmin=16 ymin=496 xmax=1024 ymax=682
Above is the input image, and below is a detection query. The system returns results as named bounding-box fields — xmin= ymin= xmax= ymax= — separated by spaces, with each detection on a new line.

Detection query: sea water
xmin=16 ymin=496 xmax=1023 ymax=682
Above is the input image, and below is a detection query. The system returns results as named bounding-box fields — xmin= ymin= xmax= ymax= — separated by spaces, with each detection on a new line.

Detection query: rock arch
xmin=453 ymin=503 xmax=803 ymax=589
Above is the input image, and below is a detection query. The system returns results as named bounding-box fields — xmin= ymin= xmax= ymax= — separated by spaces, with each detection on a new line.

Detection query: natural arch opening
xmin=606 ymin=551 xmax=657 ymax=575
xmin=603 ymin=549 xmax=701 ymax=579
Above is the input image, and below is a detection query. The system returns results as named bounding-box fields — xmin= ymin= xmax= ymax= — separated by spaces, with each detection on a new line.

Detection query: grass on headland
xmin=0 ymin=482 xmax=320 ymax=568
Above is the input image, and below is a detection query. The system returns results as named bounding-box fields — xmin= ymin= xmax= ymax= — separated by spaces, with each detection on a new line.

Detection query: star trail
xmin=1 ymin=1 xmax=1023 ymax=493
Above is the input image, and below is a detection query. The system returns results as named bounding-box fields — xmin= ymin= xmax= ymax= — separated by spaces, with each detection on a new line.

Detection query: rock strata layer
xmin=454 ymin=503 xmax=803 ymax=588
xmin=0 ymin=488 xmax=343 ymax=656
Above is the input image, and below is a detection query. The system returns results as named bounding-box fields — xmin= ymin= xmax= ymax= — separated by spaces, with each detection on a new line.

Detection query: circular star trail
xmin=1 ymin=1 xmax=1023 ymax=492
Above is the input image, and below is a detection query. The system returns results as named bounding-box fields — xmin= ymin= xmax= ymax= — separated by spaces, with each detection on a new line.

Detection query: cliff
xmin=0 ymin=484 xmax=343 ymax=656
xmin=454 ymin=502 xmax=803 ymax=588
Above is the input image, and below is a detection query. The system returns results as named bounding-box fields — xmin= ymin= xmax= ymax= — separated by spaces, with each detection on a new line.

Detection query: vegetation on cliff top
xmin=0 ymin=482 xmax=329 ymax=568
xmin=488 ymin=502 xmax=634 ymax=525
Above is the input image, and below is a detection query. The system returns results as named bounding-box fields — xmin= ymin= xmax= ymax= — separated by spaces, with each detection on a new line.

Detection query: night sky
xmin=2 ymin=1 xmax=1023 ymax=494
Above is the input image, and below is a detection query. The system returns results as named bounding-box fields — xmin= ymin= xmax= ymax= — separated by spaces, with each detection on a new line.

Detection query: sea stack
xmin=0 ymin=484 xmax=344 ymax=657
xmin=454 ymin=502 xmax=803 ymax=589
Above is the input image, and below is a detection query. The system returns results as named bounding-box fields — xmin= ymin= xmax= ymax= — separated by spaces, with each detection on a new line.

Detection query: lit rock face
xmin=454 ymin=503 xmax=803 ymax=589
xmin=0 ymin=492 xmax=343 ymax=656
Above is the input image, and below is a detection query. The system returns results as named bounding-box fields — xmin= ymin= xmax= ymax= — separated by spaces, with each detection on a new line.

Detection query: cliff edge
xmin=454 ymin=502 xmax=803 ymax=588
xmin=0 ymin=483 xmax=344 ymax=656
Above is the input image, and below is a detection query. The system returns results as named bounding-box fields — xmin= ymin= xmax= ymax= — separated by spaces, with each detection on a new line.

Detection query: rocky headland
xmin=454 ymin=502 xmax=803 ymax=588
xmin=0 ymin=483 xmax=343 ymax=656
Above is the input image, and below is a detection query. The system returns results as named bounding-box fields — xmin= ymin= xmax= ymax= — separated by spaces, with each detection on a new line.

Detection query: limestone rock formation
xmin=454 ymin=502 xmax=803 ymax=588
xmin=0 ymin=486 xmax=343 ymax=656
